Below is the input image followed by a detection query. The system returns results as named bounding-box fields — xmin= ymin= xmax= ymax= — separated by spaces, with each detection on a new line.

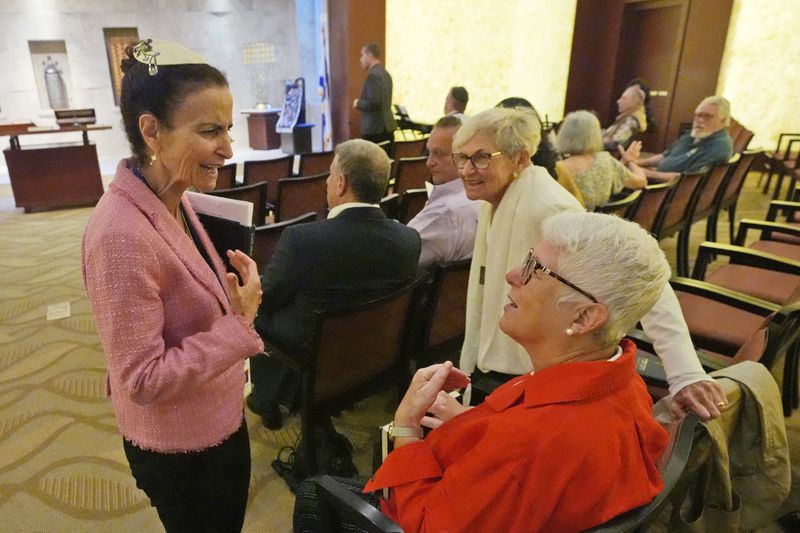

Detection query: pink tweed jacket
xmin=82 ymin=159 xmax=264 ymax=452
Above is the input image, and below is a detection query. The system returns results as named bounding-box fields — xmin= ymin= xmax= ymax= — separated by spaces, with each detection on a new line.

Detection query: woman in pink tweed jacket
xmin=81 ymin=39 xmax=263 ymax=533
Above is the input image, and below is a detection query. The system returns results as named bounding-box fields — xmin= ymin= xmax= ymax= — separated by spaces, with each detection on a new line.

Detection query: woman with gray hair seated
xmin=455 ymin=106 xmax=725 ymax=418
xmin=295 ymin=212 xmax=673 ymax=532
xmin=555 ymin=110 xmax=646 ymax=210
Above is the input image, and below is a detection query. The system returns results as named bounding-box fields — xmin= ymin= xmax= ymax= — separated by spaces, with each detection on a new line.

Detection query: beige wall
xmin=717 ymin=0 xmax=800 ymax=148
xmin=387 ymin=0 xmax=797 ymax=149
xmin=386 ymin=0 xmax=577 ymax=125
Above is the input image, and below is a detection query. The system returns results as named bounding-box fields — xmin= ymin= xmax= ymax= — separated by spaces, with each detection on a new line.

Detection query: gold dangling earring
xmin=150 ymin=153 xmax=158 ymax=165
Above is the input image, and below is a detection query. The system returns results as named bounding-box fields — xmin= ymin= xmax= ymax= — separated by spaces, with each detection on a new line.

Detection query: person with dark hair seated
xmin=444 ymin=86 xmax=469 ymax=117
xmin=82 ymin=39 xmax=264 ymax=532
xmin=496 ymin=96 xmax=558 ymax=177
xmin=294 ymin=211 xmax=674 ymax=532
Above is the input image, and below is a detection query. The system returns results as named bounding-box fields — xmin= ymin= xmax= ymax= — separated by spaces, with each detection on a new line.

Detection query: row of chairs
xmin=596 ymin=151 xmax=757 ymax=276
xmin=760 ymin=132 xmax=800 ymax=200
xmin=262 ymin=256 xmax=470 ymax=477
xmin=207 ymin=173 xmax=328 ymax=226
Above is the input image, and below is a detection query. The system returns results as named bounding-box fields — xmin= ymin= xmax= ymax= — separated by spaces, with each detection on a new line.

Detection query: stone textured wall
xmin=0 ymin=0 xmax=299 ymax=161
xmin=716 ymin=0 xmax=800 ymax=149
xmin=386 ymin=0 xmax=577 ymax=125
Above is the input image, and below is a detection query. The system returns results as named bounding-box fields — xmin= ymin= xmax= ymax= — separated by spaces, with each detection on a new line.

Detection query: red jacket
xmin=365 ymin=339 xmax=668 ymax=532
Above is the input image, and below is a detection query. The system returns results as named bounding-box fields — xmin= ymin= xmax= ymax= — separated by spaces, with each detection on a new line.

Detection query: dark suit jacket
xmin=356 ymin=64 xmax=397 ymax=135
xmin=255 ymin=207 xmax=420 ymax=355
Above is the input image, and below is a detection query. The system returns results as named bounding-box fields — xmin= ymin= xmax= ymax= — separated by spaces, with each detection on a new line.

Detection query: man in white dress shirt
xmin=407 ymin=115 xmax=481 ymax=267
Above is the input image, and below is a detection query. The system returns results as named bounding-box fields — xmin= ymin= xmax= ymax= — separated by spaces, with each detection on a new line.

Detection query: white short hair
xmin=453 ymin=107 xmax=541 ymax=158
xmin=542 ymin=211 xmax=671 ymax=345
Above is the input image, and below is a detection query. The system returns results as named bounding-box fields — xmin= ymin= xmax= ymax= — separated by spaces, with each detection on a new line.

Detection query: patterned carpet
xmin=0 ymin=171 xmax=791 ymax=531
xmin=0 ymin=198 xmax=394 ymax=532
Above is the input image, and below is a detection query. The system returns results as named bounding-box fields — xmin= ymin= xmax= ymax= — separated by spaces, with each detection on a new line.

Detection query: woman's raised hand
xmin=225 ymin=249 xmax=262 ymax=324
xmin=394 ymin=361 xmax=470 ymax=428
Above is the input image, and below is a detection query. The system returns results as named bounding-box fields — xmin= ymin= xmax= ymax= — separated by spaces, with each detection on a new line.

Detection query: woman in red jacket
xmin=295 ymin=211 xmax=674 ymax=532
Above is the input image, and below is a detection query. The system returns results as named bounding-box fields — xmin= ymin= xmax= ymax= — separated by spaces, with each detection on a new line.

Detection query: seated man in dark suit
xmin=621 ymin=95 xmax=733 ymax=181
xmin=248 ymin=139 xmax=421 ymax=434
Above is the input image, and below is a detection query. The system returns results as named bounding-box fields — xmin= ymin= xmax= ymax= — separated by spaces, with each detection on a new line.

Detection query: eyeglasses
xmin=693 ymin=112 xmax=717 ymax=121
xmin=521 ymin=249 xmax=599 ymax=303
xmin=451 ymin=150 xmax=504 ymax=170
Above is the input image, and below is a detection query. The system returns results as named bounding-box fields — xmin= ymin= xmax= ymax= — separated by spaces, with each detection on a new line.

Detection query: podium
xmin=1 ymin=124 xmax=109 ymax=212
xmin=243 ymin=109 xmax=281 ymax=150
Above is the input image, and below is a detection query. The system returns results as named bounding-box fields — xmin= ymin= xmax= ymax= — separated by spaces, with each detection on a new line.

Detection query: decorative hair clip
xmin=131 ymin=38 xmax=207 ymax=76
xmin=132 ymin=39 xmax=160 ymax=76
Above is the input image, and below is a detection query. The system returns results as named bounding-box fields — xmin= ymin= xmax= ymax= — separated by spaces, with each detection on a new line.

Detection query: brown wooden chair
xmin=206 ymin=181 xmax=267 ymax=226
xmin=708 ymin=151 xmax=757 ymax=243
xmin=735 ymin=217 xmax=800 ymax=262
xmin=392 ymin=156 xmax=429 ymax=195
xmin=392 ymin=137 xmax=427 ymax=159
xmin=415 ymin=259 xmax=471 ymax=366
xmin=243 ymin=155 xmax=294 ymax=206
xmin=654 ymin=170 xmax=709 ymax=276
xmin=266 ymin=275 xmax=429 ymax=476
xmin=733 ymin=128 xmax=754 ymax=155
xmin=398 ymin=188 xmax=427 ymax=224
xmin=595 ymin=189 xmax=642 ymax=219
xmin=684 ymin=161 xmax=732 ymax=243
xmin=275 ymin=173 xmax=328 ymax=222
xmin=667 ymin=277 xmax=800 ymax=416
xmin=772 ymin=142 xmax=800 ymax=201
xmin=691 ymin=242 xmax=800 ymax=306
xmin=379 ymin=193 xmax=400 ymax=220
xmin=214 ymin=162 xmax=237 ymax=190
xmin=628 ymin=178 xmax=680 ymax=235
xmin=251 ymin=212 xmax=317 ymax=268
xmin=298 ymin=150 xmax=335 ymax=177
xmin=761 ymin=133 xmax=800 ymax=196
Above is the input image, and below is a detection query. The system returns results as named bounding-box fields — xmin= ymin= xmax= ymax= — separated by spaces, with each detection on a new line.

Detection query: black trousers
xmin=293 ymin=476 xmax=380 ymax=533
xmin=123 ymin=419 xmax=251 ymax=533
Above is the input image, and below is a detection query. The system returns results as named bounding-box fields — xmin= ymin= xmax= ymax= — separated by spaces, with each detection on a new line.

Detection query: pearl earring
xmin=565 ymin=328 xmax=574 ymax=336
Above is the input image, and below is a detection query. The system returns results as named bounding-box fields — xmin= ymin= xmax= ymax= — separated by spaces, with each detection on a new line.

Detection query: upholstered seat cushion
xmin=677 ymin=292 xmax=765 ymax=356
xmin=706 ymin=264 xmax=800 ymax=305
xmin=750 ymin=240 xmax=800 ymax=260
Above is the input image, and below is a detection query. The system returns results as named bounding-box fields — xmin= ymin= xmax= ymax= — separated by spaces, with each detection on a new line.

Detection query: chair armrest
xmin=767 ymin=200 xmax=800 ymax=221
xmin=316 ymin=476 xmax=403 ymax=532
xmin=669 ymin=277 xmax=779 ymax=316
xmin=693 ymin=241 xmax=800 ymax=279
xmin=735 ymin=218 xmax=800 ymax=245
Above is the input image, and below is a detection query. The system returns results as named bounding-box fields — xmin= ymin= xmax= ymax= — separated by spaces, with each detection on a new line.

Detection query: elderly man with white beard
xmin=621 ymin=95 xmax=733 ymax=181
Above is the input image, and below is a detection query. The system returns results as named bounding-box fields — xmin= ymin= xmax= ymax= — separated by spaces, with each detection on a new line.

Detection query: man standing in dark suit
xmin=353 ymin=43 xmax=396 ymax=144
xmin=248 ymin=139 xmax=420 ymax=433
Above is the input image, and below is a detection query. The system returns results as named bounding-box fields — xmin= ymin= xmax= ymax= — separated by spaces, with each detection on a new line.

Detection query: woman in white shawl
xmin=449 ymin=106 xmax=726 ymax=420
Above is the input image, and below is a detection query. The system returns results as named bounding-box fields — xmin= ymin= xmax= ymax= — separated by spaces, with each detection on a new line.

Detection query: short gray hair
xmin=542 ymin=211 xmax=671 ymax=346
xmin=334 ymin=139 xmax=391 ymax=203
xmin=555 ymin=110 xmax=603 ymax=155
xmin=700 ymin=95 xmax=731 ymax=127
xmin=453 ymin=107 xmax=540 ymax=158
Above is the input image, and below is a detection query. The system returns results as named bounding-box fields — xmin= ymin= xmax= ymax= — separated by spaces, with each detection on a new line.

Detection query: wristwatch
xmin=387 ymin=422 xmax=422 ymax=441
